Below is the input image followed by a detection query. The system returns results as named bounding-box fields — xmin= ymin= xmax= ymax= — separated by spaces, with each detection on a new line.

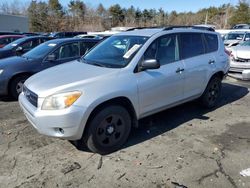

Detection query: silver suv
xmin=19 ymin=27 xmax=229 ymax=154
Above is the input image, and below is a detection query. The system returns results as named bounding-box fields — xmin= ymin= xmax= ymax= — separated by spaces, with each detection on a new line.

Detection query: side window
xmin=51 ymin=42 xmax=79 ymax=60
xmin=204 ymin=34 xmax=218 ymax=53
xmin=144 ymin=34 xmax=180 ymax=65
xmin=20 ymin=41 xmax=33 ymax=50
xmin=180 ymin=33 xmax=205 ymax=59
xmin=156 ymin=35 xmax=179 ymax=65
xmin=0 ymin=38 xmax=10 ymax=46
xmin=245 ymin=33 xmax=250 ymax=41
xmin=65 ymin=32 xmax=73 ymax=38
xmin=31 ymin=39 xmax=40 ymax=47
xmin=80 ymin=42 xmax=96 ymax=55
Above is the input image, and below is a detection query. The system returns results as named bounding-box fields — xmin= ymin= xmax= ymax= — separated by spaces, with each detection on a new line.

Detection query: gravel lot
xmin=0 ymin=77 xmax=250 ymax=188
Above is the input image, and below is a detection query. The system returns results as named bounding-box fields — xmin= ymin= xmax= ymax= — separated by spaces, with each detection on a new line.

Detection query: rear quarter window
xmin=204 ymin=34 xmax=218 ymax=53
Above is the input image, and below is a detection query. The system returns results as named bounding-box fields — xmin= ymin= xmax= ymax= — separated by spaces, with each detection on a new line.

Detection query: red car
xmin=0 ymin=35 xmax=25 ymax=48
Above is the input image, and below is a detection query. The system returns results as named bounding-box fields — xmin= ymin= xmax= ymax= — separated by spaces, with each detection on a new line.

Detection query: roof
xmin=228 ymin=30 xmax=250 ymax=34
xmin=0 ymin=35 xmax=25 ymax=38
xmin=116 ymin=28 xmax=163 ymax=37
xmin=44 ymin=38 xmax=101 ymax=44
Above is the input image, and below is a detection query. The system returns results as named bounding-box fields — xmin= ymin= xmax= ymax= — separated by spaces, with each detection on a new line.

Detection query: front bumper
xmin=230 ymin=60 xmax=250 ymax=71
xmin=229 ymin=61 xmax=250 ymax=80
xmin=19 ymin=93 xmax=88 ymax=140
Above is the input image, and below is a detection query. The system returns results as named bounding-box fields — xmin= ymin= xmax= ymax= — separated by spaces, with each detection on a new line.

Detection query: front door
xmin=136 ymin=34 xmax=185 ymax=117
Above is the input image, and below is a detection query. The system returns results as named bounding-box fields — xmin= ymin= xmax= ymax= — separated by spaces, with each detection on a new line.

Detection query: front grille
xmin=23 ymin=85 xmax=38 ymax=107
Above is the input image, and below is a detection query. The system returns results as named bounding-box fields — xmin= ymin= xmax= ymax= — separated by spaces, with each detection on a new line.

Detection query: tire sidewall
xmin=86 ymin=105 xmax=131 ymax=155
xmin=202 ymin=76 xmax=222 ymax=108
xmin=10 ymin=75 xmax=29 ymax=99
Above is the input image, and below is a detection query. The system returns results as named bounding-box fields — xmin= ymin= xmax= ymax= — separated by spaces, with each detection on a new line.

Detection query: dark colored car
xmin=0 ymin=31 xmax=23 ymax=36
xmin=0 ymin=36 xmax=51 ymax=59
xmin=49 ymin=32 xmax=87 ymax=38
xmin=20 ymin=32 xmax=41 ymax=36
xmin=0 ymin=35 xmax=25 ymax=48
xmin=0 ymin=38 xmax=100 ymax=99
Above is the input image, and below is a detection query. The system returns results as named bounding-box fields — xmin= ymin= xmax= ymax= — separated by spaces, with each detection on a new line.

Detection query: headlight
xmin=0 ymin=69 xmax=3 ymax=75
xmin=41 ymin=91 xmax=82 ymax=110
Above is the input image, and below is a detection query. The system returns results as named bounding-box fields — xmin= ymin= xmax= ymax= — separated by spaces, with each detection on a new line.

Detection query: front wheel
xmin=83 ymin=105 xmax=132 ymax=155
xmin=10 ymin=75 xmax=29 ymax=100
xmin=200 ymin=76 xmax=222 ymax=108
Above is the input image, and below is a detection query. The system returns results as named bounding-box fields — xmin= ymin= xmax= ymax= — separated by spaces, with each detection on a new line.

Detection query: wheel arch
xmin=8 ymin=72 xmax=32 ymax=93
xmin=83 ymin=96 xmax=138 ymax=137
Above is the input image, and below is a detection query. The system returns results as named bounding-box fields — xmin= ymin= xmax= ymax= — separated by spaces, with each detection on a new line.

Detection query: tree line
xmin=0 ymin=0 xmax=250 ymax=32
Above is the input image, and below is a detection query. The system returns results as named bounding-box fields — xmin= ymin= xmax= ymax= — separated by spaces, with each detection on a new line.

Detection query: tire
xmin=10 ymin=75 xmax=29 ymax=100
xmin=200 ymin=76 xmax=222 ymax=108
xmin=83 ymin=105 xmax=131 ymax=155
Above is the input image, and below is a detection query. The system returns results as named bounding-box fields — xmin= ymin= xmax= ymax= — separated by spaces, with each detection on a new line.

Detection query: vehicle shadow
xmin=124 ymin=82 xmax=249 ymax=149
xmin=72 ymin=82 xmax=249 ymax=154
xmin=0 ymin=96 xmax=15 ymax=102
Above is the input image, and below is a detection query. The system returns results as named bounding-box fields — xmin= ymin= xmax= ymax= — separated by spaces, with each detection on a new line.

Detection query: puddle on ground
xmin=210 ymin=122 xmax=250 ymax=151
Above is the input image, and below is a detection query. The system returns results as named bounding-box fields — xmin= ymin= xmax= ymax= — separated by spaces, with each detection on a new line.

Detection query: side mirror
xmin=139 ymin=59 xmax=160 ymax=71
xmin=47 ymin=54 xmax=56 ymax=61
xmin=16 ymin=46 xmax=23 ymax=55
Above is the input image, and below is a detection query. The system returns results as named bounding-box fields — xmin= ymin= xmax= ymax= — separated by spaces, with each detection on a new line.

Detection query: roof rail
xmin=163 ymin=25 xmax=215 ymax=32
xmin=126 ymin=26 xmax=162 ymax=31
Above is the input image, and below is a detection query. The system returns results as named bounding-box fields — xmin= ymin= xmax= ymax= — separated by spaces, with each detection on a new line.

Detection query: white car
xmin=223 ymin=30 xmax=250 ymax=51
xmin=19 ymin=26 xmax=229 ymax=154
xmin=229 ymin=40 xmax=250 ymax=80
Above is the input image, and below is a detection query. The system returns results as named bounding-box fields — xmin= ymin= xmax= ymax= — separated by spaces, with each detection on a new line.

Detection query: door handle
xmin=208 ymin=60 xmax=215 ymax=64
xmin=176 ymin=68 xmax=184 ymax=73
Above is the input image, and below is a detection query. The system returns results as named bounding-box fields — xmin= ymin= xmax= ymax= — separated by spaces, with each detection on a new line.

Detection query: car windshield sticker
xmin=123 ymin=44 xmax=141 ymax=59
xmin=11 ymin=44 xmax=17 ymax=46
xmin=48 ymin=43 xmax=57 ymax=47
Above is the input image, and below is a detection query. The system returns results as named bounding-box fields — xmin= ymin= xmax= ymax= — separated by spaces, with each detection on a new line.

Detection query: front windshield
xmin=22 ymin=42 xmax=57 ymax=59
xmin=240 ymin=40 xmax=250 ymax=46
xmin=83 ymin=35 xmax=148 ymax=68
xmin=3 ymin=37 xmax=27 ymax=50
xmin=224 ymin=33 xmax=244 ymax=40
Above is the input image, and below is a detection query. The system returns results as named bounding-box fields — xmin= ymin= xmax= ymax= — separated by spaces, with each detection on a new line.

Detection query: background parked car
xmin=229 ymin=40 xmax=250 ymax=80
xmin=0 ymin=38 xmax=101 ymax=99
xmin=49 ymin=32 xmax=87 ymax=38
xmin=0 ymin=35 xmax=25 ymax=48
xmin=0 ymin=36 xmax=52 ymax=59
xmin=232 ymin=24 xmax=250 ymax=29
xmin=0 ymin=31 xmax=23 ymax=36
xmin=223 ymin=30 xmax=250 ymax=50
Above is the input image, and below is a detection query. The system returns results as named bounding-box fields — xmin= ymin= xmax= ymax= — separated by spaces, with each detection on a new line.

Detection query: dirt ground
xmin=0 ymin=77 xmax=250 ymax=188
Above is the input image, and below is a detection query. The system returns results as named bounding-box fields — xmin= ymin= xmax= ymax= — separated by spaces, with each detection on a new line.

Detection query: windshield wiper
xmin=81 ymin=58 xmax=107 ymax=67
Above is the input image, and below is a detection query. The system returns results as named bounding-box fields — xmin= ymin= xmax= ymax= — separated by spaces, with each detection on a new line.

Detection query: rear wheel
xmin=10 ymin=75 xmax=29 ymax=100
xmin=83 ymin=105 xmax=131 ymax=155
xmin=200 ymin=76 xmax=222 ymax=108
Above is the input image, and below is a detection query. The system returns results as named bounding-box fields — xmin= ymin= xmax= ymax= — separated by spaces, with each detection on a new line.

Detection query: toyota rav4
xmin=19 ymin=27 xmax=229 ymax=154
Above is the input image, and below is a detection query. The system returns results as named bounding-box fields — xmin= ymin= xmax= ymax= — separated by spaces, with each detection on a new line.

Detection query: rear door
xmin=179 ymin=32 xmax=216 ymax=98
xmin=137 ymin=34 xmax=185 ymax=116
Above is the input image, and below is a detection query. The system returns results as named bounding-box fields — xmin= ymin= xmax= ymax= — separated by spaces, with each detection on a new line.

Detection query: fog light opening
xmin=55 ymin=128 xmax=64 ymax=135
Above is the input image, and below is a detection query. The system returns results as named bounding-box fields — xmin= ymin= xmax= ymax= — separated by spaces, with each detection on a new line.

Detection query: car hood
xmin=25 ymin=60 xmax=121 ymax=97
xmin=224 ymin=40 xmax=239 ymax=45
xmin=0 ymin=56 xmax=30 ymax=69
xmin=233 ymin=46 xmax=250 ymax=59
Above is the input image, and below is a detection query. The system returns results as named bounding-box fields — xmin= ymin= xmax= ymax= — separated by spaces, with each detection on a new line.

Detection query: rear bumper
xmin=19 ymin=93 xmax=88 ymax=140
